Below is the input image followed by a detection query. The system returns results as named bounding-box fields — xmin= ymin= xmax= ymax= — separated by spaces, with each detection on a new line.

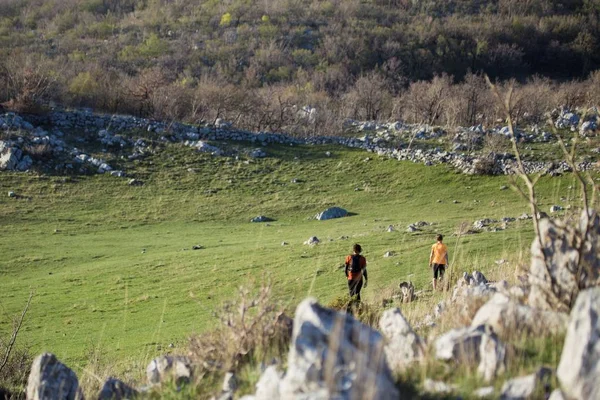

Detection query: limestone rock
xmin=500 ymin=367 xmax=551 ymax=400
xmin=279 ymin=298 xmax=399 ymax=399
xmin=251 ymin=216 xmax=271 ymax=223
xmin=474 ymin=386 xmax=495 ymax=398
xmin=423 ymin=378 xmax=455 ymax=394
xmin=557 ymin=287 xmax=600 ymax=400
xmin=26 ymin=353 xmax=84 ymax=400
xmin=146 ymin=356 xmax=192 ymax=386
xmin=528 ymin=210 xmax=600 ymax=312
xmin=254 ymin=366 xmax=282 ymax=400
xmin=472 ymin=293 xmax=568 ymax=337
xmin=0 ymin=141 xmax=22 ymax=171
xmin=379 ymin=308 xmax=423 ymax=372
xmin=548 ymin=389 xmax=566 ymax=400
xmin=399 ymin=281 xmax=415 ymax=303
xmin=315 ymin=207 xmax=348 ymax=221
xmin=303 ymin=236 xmax=320 ymax=245
xmin=435 ymin=325 xmax=506 ymax=382
xmin=98 ymin=377 xmax=137 ymax=400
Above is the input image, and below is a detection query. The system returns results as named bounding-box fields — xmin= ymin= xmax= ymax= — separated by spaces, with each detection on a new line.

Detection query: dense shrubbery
xmin=1 ymin=0 xmax=600 ymax=133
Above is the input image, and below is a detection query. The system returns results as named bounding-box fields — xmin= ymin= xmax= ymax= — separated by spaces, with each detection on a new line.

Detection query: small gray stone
xmin=146 ymin=356 xmax=192 ymax=386
xmin=8 ymin=191 xmax=16 ymax=197
xmin=500 ymin=367 xmax=551 ymax=400
xmin=98 ymin=377 xmax=138 ymax=400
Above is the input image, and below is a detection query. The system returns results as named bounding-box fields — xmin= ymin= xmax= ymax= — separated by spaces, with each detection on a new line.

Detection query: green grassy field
xmin=0 ymin=141 xmax=586 ymax=378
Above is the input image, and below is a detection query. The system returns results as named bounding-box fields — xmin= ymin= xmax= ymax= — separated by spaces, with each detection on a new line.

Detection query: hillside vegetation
xmin=2 ymin=0 xmax=600 ymax=136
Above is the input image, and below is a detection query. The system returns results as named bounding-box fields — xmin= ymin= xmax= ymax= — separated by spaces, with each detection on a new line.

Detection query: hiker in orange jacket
xmin=429 ymin=234 xmax=448 ymax=290
xmin=344 ymin=243 xmax=368 ymax=302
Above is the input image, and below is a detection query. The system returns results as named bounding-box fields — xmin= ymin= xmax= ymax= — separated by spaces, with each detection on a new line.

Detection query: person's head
xmin=436 ymin=234 xmax=443 ymax=242
xmin=353 ymin=243 xmax=362 ymax=254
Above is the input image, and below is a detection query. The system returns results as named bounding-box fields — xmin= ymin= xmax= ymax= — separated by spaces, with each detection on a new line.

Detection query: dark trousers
xmin=348 ymin=279 xmax=363 ymax=302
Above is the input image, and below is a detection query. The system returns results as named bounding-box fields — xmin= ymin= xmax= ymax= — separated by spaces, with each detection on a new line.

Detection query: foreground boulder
xmin=500 ymin=367 xmax=551 ymax=400
xmin=315 ymin=207 xmax=348 ymax=221
xmin=529 ymin=210 xmax=600 ymax=312
xmin=557 ymin=287 xmax=600 ymax=399
xmin=274 ymin=298 xmax=399 ymax=399
xmin=379 ymin=308 xmax=424 ymax=372
xmin=435 ymin=325 xmax=506 ymax=381
xmin=472 ymin=293 xmax=568 ymax=337
xmin=26 ymin=353 xmax=84 ymax=400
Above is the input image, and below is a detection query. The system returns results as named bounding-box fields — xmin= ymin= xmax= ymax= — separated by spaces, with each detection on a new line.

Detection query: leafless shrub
xmin=126 ymin=67 xmax=168 ymax=116
xmin=342 ymin=71 xmax=392 ymax=121
xmin=188 ymin=280 xmax=289 ymax=374
xmin=401 ymin=73 xmax=452 ymax=125
xmin=511 ymin=76 xmax=554 ymax=125
xmin=0 ymin=52 xmax=58 ymax=113
xmin=23 ymin=143 xmax=53 ymax=162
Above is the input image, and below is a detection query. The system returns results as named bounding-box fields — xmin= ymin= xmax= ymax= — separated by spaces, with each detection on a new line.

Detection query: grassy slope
xmin=0 ymin=141 xmax=583 ymax=377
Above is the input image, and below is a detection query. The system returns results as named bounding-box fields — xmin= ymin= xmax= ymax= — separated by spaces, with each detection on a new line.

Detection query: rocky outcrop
xmin=379 ymin=308 xmax=424 ymax=372
xmin=435 ymin=324 xmax=506 ymax=382
xmin=557 ymin=287 xmax=600 ymax=399
xmin=255 ymin=298 xmax=400 ymax=400
xmin=314 ymin=207 xmax=348 ymax=221
xmin=528 ymin=209 xmax=600 ymax=312
xmin=471 ymin=293 xmax=568 ymax=337
xmin=26 ymin=353 xmax=84 ymax=400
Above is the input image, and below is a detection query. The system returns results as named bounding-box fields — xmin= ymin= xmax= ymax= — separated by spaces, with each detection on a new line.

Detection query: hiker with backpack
xmin=429 ymin=234 xmax=449 ymax=290
xmin=344 ymin=243 xmax=368 ymax=302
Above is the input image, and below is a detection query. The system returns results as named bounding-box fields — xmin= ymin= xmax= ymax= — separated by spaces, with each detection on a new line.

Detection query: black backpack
xmin=348 ymin=255 xmax=362 ymax=274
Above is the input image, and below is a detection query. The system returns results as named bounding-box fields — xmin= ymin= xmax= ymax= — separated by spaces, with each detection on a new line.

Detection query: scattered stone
xmin=435 ymin=324 xmax=506 ymax=382
xmin=379 ymin=308 xmax=423 ymax=372
xmin=281 ymin=242 xmax=288 ymax=246
xmin=528 ymin=209 xmax=600 ymax=312
xmin=27 ymin=353 xmax=84 ymax=400
xmin=251 ymin=216 xmax=271 ymax=223
xmin=495 ymin=259 xmax=508 ymax=265
xmin=128 ymin=179 xmax=143 ymax=186
xmin=474 ymin=386 xmax=495 ymax=398
xmin=383 ymin=251 xmax=395 ymax=257
xmin=406 ymin=224 xmax=419 ymax=233
xmin=278 ymin=298 xmax=399 ymax=399
xmin=557 ymin=287 xmax=600 ymax=400
xmin=222 ymin=372 xmax=237 ymax=392
xmin=453 ymin=200 xmax=459 ymax=204
xmin=386 ymin=225 xmax=395 ymax=232
xmin=303 ymin=236 xmax=320 ymax=245
xmin=192 ymin=245 xmax=203 ymax=250
xmin=98 ymin=377 xmax=138 ymax=400
xmin=518 ymin=213 xmax=532 ymax=220
xmin=325 ymin=151 xmax=331 ymax=157
xmin=315 ymin=206 xmax=348 ymax=221
xmin=500 ymin=367 xmax=551 ymax=400
xmin=249 ymin=148 xmax=266 ymax=158
xmin=8 ymin=191 xmax=15 ymax=197
xmin=423 ymin=378 xmax=455 ymax=394
xmin=550 ymin=205 xmax=564 ymax=213
xmin=500 ymin=185 xmax=509 ymax=190
xmin=146 ymin=356 xmax=192 ymax=386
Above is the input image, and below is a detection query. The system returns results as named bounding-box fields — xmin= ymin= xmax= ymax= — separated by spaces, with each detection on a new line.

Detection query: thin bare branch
xmin=0 ymin=291 xmax=33 ymax=374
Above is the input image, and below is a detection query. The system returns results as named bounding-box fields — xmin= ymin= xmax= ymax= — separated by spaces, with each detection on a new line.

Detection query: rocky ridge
xmin=1 ymin=109 xmax=597 ymax=177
